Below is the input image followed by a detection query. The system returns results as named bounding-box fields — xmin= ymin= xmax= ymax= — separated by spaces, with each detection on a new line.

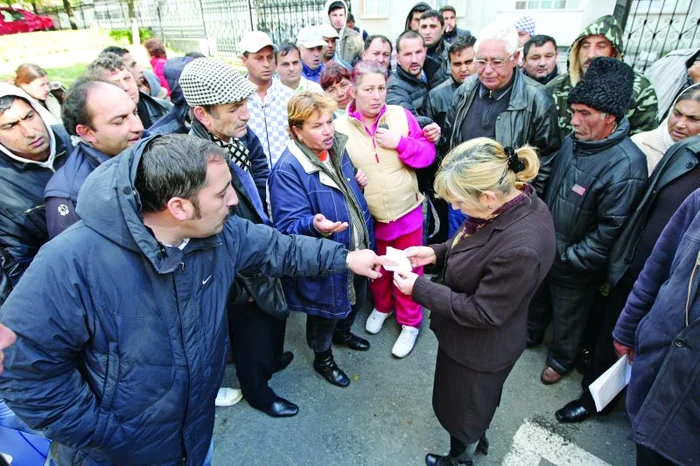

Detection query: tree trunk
xmin=62 ymin=0 xmax=78 ymax=30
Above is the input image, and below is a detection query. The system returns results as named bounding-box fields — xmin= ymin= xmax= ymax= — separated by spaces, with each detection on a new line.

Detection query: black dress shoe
xmin=425 ymin=454 xmax=472 ymax=466
xmin=261 ymin=397 xmax=299 ymax=418
xmin=332 ymin=332 xmax=370 ymax=351
xmin=476 ymin=434 xmax=489 ymax=455
xmin=555 ymin=399 xmax=592 ymax=423
xmin=313 ymin=354 xmax=350 ymax=387
xmin=273 ymin=351 xmax=294 ymax=373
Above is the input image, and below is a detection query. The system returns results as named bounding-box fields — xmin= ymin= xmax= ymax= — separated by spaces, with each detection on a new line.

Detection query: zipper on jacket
xmin=23 ymin=204 xmax=45 ymax=215
xmin=180 ymin=261 xmax=186 ymax=272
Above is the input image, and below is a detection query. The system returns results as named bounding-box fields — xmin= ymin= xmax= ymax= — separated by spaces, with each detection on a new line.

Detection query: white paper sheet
xmin=382 ymin=246 xmax=413 ymax=274
xmin=589 ymin=355 xmax=632 ymax=412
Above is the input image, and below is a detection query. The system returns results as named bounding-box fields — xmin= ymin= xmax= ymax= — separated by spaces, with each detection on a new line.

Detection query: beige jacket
xmin=334 ymin=105 xmax=422 ymax=222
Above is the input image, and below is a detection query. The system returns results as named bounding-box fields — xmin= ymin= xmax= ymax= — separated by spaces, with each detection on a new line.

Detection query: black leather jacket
xmin=606 ymin=135 xmax=700 ymax=287
xmin=544 ymin=118 xmax=648 ymax=284
xmin=444 ymin=71 xmax=561 ymax=194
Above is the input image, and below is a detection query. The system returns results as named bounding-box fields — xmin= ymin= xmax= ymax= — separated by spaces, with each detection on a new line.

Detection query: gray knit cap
xmin=179 ymin=58 xmax=257 ymax=107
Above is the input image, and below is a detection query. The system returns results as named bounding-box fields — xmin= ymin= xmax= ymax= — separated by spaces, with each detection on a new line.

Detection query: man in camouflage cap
xmin=547 ymin=15 xmax=659 ymax=139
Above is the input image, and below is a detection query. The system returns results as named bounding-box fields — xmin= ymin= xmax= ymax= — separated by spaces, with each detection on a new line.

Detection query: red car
xmin=0 ymin=8 xmax=54 ymax=35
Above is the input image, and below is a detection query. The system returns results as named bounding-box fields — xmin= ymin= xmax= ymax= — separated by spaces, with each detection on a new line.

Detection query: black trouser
xmin=306 ymin=275 xmax=366 ymax=353
xmin=228 ymin=299 xmax=286 ymax=409
xmin=637 ymin=445 xmax=675 ymax=466
xmin=578 ymin=273 xmax=636 ymax=410
xmin=528 ymin=278 xmax=598 ymax=374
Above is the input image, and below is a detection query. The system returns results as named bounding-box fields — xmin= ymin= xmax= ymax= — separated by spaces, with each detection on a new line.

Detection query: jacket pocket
xmin=100 ymin=342 xmax=120 ymax=410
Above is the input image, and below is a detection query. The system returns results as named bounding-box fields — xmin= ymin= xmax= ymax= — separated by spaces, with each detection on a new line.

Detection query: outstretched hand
xmin=347 ymin=250 xmax=396 ymax=280
xmin=313 ymin=214 xmax=349 ymax=235
xmin=403 ymin=246 xmax=437 ymax=268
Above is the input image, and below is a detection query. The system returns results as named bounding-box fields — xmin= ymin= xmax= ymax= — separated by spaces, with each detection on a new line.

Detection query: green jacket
xmin=546 ymin=15 xmax=658 ymax=139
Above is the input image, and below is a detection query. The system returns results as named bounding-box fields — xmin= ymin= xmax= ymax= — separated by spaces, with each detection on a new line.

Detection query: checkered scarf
xmin=213 ymin=137 xmax=251 ymax=172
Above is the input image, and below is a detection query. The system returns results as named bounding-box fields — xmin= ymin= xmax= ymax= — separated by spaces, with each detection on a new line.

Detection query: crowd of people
xmin=0 ymin=0 xmax=698 ymax=465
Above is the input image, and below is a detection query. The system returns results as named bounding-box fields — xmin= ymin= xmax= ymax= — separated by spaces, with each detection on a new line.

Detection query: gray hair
xmin=474 ymin=22 xmax=519 ymax=56
xmin=84 ymin=52 xmax=128 ymax=79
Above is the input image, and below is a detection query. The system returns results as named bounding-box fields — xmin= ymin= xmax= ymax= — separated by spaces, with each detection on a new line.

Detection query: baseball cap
xmin=297 ymin=26 xmax=327 ymax=49
xmin=317 ymin=24 xmax=339 ymax=39
xmin=239 ymin=30 xmax=275 ymax=54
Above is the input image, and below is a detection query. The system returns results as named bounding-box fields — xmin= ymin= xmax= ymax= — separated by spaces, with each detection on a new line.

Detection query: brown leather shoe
xmin=541 ymin=366 xmax=563 ymax=385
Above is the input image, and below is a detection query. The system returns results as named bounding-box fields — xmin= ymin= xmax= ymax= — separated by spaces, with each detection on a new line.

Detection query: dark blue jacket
xmin=613 ymin=189 xmax=700 ymax=464
xmin=0 ymin=135 xmax=348 ymax=465
xmin=0 ymin=124 xmax=70 ymax=287
xmin=269 ymin=135 xmax=373 ymax=318
xmin=44 ymin=142 xmax=111 ymax=239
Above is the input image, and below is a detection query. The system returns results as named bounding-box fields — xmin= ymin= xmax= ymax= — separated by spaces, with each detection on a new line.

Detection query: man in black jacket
xmin=556 ymin=135 xmax=700 ymax=423
xmin=180 ymin=58 xmax=296 ymax=417
xmin=0 ymin=85 xmax=70 ymax=289
xmin=387 ymin=30 xmax=433 ymax=127
xmin=528 ymin=57 xmax=648 ymax=385
xmin=419 ymin=9 xmax=450 ymax=88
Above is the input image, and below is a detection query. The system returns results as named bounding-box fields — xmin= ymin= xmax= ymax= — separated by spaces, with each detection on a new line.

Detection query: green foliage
xmin=107 ymin=28 xmax=153 ymax=44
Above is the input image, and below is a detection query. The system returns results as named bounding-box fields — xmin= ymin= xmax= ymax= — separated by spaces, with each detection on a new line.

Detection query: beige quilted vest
xmin=334 ymin=105 xmax=423 ymax=223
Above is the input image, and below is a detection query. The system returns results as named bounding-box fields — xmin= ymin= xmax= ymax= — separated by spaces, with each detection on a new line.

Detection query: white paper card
xmin=589 ymin=355 xmax=632 ymax=412
xmin=382 ymin=247 xmax=413 ymax=274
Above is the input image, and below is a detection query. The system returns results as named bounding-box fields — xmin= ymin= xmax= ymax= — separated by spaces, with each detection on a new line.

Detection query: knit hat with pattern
xmin=567 ymin=56 xmax=634 ymax=122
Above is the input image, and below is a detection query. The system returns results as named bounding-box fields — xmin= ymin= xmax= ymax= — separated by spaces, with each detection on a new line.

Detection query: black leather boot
xmin=425 ymin=436 xmax=479 ymax=466
xmin=313 ymin=350 xmax=350 ymax=387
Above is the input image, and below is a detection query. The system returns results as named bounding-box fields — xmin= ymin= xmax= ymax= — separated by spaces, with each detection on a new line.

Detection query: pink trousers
xmin=369 ymin=227 xmax=424 ymax=328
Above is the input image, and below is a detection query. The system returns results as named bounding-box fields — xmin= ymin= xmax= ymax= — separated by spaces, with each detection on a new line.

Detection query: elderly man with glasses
xmin=443 ymin=21 xmax=560 ymax=196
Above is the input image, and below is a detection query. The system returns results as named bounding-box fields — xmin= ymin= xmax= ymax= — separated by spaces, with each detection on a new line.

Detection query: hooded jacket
xmin=443 ymin=72 xmax=560 ymax=194
xmin=0 ymin=85 xmax=70 ymax=288
xmin=323 ymin=0 xmax=363 ymax=65
xmin=547 ymin=15 xmax=658 ymax=139
xmin=613 ymin=189 xmax=700 ymax=465
xmin=0 ymin=135 xmax=348 ymax=465
xmin=404 ymin=2 xmax=431 ymax=31
xmin=544 ymin=118 xmax=648 ymax=284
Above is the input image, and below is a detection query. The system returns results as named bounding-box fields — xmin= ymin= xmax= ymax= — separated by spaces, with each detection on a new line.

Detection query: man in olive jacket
xmin=528 ymin=57 xmax=648 ymax=384
xmin=443 ymin=21 xmax=559 ymax=195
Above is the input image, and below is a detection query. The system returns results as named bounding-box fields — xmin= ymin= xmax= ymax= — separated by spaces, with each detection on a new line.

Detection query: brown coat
xmin=413 ymin=188 xmax=556 ymax=373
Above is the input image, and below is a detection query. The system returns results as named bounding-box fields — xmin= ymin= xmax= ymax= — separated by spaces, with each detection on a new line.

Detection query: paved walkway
xmin=212 ymin=306 xmax=635 ymax=465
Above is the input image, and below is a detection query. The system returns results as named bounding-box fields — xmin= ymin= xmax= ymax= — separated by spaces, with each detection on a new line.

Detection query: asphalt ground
xmin=212 ymin=306 xmax=636 ymax=466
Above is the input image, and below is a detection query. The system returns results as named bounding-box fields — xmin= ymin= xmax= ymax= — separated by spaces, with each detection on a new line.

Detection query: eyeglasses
xmin=474 ymin=55 xmax=513 ymax=69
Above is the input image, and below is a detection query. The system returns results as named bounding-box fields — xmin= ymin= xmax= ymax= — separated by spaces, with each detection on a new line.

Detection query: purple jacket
xmin=613 ymin=188 xmax=700 ymax=464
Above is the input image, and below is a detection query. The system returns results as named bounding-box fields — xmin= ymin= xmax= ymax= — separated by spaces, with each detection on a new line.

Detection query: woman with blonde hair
xmin=269 ymin=91 xmax=373 ymax=388
xmin=393 ymin=138 xmax=556 ymax=466
xmin=14 ymin=63 xmax=62 ymax=124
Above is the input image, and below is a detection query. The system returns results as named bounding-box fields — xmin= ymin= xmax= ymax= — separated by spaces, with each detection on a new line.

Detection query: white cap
xmin=317 ymin=24 xmax=339 ymax=39
xmin=297 ymin=26 xmax=327 ymax=49
xmin=239 ymin=30 xmax=274 ymax=54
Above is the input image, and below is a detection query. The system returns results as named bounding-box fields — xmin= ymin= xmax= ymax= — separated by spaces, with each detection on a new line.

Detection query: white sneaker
xmin=215 ymin=387 xmax=243 ymax=407
xmin=392 ymin=325 xmax=419 ymax=358
xmin=365 ymin=308 xmax=393 ymax=334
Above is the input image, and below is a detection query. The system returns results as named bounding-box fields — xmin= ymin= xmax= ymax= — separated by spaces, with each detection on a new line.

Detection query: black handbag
xmin=233 ymin=273 xmax=290 ymax=319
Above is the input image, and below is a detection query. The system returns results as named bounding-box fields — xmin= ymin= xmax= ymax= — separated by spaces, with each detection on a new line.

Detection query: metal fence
xmin=41 ymin=0 xmax=328 ymax=57
xmin=622 ymin=0 xmax=700 ymax=72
